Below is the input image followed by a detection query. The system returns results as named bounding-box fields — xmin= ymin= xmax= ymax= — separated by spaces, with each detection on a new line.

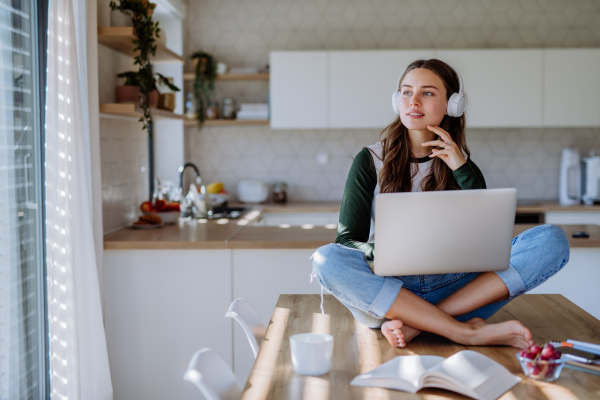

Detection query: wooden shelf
xmin=184 ymin=119 xmax=269 ymax=127
xmin=100 ymin=103 xmax=185 ymax=120
xmin=183 ymin=73 xmax=270 ymax=81
xmin=98 ymin=27 xmax=184 ymax=64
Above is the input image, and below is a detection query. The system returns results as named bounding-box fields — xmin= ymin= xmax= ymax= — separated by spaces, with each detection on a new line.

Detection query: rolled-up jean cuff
xmin=495 ymin=264 xmax=526 ymax=299
xmin=367 ymin=278 xmax=403 ymax=318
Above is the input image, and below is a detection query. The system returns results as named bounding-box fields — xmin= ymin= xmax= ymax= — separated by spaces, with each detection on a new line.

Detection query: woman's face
xmin=398 ymin=68 xmax=448 ymax=131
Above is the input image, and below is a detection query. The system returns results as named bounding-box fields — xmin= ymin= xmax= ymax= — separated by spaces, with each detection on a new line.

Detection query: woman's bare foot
xmin=381 ymin=320 xmax=421 ymax=348
xmin=462 ymin=319 xmax=533 ymax=348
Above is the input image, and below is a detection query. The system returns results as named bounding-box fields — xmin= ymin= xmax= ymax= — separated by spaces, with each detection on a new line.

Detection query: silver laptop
xmin=373 ymin=188 xmax=517 ymax=276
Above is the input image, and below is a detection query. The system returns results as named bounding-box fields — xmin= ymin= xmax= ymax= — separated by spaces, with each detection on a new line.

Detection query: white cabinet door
xmin=104 ymin=250 xmax=233 ymax=400
xmin=329 ymin=50 xmax=434 ymax=128
xmin=528 ymin=248 xmax=600 ymax=320
xmin=232 ymin=249 xmax=322 ymax=385
xmin=544 ymin=211 xmax=600 ymax=225
xmin=543 ymin=49 xmax=600 ymax=127
xmin=270 ymin=51 xmax=328 ymax=129
xmin=436 ymin=50 xmax=543 ymax=128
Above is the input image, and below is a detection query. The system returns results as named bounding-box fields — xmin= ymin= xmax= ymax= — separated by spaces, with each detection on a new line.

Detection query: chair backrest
xmin=183 ymin=349 xmax=242 ymax=400
xmin=225 ymin=298 xmax=266 ymax=358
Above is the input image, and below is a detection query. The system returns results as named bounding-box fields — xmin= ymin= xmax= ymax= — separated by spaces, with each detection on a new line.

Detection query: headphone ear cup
xmin=391 ymin=91 xmax=399 ymax=114
xmin=447 ymin=93 xmax=466 ymax=117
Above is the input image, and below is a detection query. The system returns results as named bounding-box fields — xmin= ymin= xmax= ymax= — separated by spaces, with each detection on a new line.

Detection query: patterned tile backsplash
xmin=185 ymin=126 xmax=600 ymax=202
xmin=100 ymin=0 xmax=600 ymax=232
xmin=100 ymin=118 xmax=149 ymax=233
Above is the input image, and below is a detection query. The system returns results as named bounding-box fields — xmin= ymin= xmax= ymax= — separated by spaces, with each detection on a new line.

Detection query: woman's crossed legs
xmin=312 ymin=225 xmax=570 ymax=348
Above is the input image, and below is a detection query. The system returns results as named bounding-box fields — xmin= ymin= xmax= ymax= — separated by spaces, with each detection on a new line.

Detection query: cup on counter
xmin=290 ymin=333 xmax=334 ymax=376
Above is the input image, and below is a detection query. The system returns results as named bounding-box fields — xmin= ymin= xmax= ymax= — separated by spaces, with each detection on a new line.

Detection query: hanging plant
xmin=190 ymin=51 xmax=218 ymax=125
xmin=109 ymin=0 xmax=160 ymax=130
xmin=117 ymin=71 xmax=180 ymax=91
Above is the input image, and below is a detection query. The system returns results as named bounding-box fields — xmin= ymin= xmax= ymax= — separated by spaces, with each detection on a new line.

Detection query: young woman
xmin=312 ymin=59 xmax=570 ymax=349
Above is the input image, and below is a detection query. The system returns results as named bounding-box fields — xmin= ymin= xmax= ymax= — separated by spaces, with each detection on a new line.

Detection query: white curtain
xmin=45 ymin=0 xmax=113 ymax=398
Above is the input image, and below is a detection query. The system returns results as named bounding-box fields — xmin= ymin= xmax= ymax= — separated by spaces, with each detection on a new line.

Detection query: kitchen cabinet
xmin=328 ymin=50 xmax=434 ymax=128
xmin=104 ymin=249 xmax=233 ymax=400
xmin=436 ymin=49 xmax=543 ymax=128
xmin=543 ymin=49 xmax=600 ymax=127
xmin=529 ymin=248 xmax=600 ymax=319
xmin=232 ymin=249 xmax=322 ymax=385
xmin=544 ymin=211 xmax=600 ymax=225
xmin=270 ymin=48 xmax=600 ymax=129
xmin=270 ymin=51 xmax=328 ymax=129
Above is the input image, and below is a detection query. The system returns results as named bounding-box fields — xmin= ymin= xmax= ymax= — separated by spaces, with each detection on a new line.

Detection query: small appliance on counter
xmin=559 ymin=147 xmax=581 ymax=206
xmin=237 ymin=180 xmax=270 ymax=203
xmin=582 ymin=154 xmax=600 ymax=205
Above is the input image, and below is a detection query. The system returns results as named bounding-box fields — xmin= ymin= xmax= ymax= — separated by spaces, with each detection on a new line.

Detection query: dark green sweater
xmin=335 ymin=147 xmax=487 ymax=261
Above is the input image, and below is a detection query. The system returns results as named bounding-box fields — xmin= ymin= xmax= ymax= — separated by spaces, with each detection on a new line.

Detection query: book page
xmin=351 ymin=355 xmax=444 ymax=393
xmin=422 ymin=350 xmax=520 ymax=400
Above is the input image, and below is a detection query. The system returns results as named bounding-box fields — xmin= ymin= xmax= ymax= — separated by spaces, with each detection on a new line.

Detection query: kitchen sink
xmin=209 ymin=206 xmax=248 ymax=219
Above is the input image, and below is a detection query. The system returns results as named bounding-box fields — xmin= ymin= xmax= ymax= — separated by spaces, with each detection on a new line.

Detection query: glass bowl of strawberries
xmin=516 ymin=343 xmax=566 ymax=382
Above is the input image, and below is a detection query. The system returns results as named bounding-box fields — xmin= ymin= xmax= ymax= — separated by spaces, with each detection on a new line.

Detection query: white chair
xmin=225 ymin=298 xmax=266 ymax=358
xmin=183 ymin=349 xmax=242 ymax=400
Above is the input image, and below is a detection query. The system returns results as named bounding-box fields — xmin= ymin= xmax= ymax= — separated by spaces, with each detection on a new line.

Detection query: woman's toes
xmin=381 ymin=320 xmax=404 ymax=348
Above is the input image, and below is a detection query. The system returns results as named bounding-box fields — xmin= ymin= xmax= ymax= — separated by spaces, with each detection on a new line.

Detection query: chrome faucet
xmin=179 ymin=162 xmax=213 ymax=218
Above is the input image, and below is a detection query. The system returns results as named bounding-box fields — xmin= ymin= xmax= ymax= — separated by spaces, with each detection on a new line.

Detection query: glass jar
xmin=272 ymin=182 xmax=288 ymax=204
xmin=206 ymin=101 xmax=219 ymax=119
xmin=185 ymin=92 xmax=197 ymax=120
xmin=222 ymin=98 xmax=236 ymax=119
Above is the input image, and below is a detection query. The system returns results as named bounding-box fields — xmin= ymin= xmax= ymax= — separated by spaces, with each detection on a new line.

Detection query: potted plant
xmin=156 ymin=75 xmax=180 ymax=111
xmin=116 ymin=71 xmax=179 ymax=109
xmin=110 ymin=0 xmax=160 ymax=130
xmin=190 ymin=51 xmax=218 ymax=124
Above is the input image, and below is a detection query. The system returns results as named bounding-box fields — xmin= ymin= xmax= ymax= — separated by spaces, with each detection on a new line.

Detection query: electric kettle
xmin=559 ymin=147 xmax=581 ymax=205
xmin=582 ymin=155 xmax=600 ymax=205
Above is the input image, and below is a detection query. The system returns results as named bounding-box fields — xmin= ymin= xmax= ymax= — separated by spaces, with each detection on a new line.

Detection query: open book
xmin=351 ymin=350 xmax=520 ymax=400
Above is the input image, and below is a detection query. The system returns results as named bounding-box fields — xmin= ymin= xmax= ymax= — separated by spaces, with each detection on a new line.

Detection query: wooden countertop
xmin=242 ymin=294 xmax=600 ymax=400
xmin=226 ymin=226 xmax=337 ymax=249
xmin=260 ymin=202 xmax=341 ymax=213
xmin=104 ymin=202 xmax=600 ymax=250
xmin=103 ymin=218 xmax=244 ymax=249
xmin=251 ymin=201 xmax=600 ymax=213
xmin=104 ymin=221 xmax=600 ymax=250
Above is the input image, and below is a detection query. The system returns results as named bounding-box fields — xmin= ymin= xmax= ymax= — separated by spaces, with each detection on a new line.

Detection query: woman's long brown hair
xmin=376 ymin=59 xmax=470 ymax=194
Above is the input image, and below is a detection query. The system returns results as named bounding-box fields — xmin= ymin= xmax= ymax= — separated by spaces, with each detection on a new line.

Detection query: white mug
xmin=289 ymin=333 xmax=334 ymax=376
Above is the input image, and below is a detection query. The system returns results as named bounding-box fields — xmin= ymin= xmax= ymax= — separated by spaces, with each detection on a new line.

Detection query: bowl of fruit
xmin=517 ymin=343 xmax=566 ymax=382
xmin=140 ymin=199 xmax=181 ymax=224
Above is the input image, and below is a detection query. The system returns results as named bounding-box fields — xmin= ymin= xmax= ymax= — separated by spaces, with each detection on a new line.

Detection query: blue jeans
xmin=312 ymin=224 xmax=570 ymax=328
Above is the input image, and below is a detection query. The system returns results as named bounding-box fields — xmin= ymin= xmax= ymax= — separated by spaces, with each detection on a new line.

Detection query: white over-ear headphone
xmin=391 ymin=60 xmax=465 ymax=118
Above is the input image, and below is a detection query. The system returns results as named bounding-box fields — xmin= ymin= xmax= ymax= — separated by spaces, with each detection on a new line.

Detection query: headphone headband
xmin=395 ymin=59 xmax=463 ymax=94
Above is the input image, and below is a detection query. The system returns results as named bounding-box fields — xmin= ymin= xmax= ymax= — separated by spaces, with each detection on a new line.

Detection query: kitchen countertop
xmin=104 ymin=207 xmax=600 ymax=249
xmin=103 ymin=218 xmax=244 ymax=249
xmin=248 ymin=201 xmax=600 ymax=213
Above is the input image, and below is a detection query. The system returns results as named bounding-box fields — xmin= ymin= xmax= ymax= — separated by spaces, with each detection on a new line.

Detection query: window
xmin=0 ymin=0 xmax=48 ymax=398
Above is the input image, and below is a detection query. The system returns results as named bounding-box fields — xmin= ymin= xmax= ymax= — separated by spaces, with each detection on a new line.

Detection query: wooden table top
xmin=242 ymin=294 xmax=600 ymax=400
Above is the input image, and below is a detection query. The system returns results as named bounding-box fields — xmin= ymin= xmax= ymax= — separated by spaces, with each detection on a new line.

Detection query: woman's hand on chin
xmin=421 ymin=125 xmax=467 ymax=171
